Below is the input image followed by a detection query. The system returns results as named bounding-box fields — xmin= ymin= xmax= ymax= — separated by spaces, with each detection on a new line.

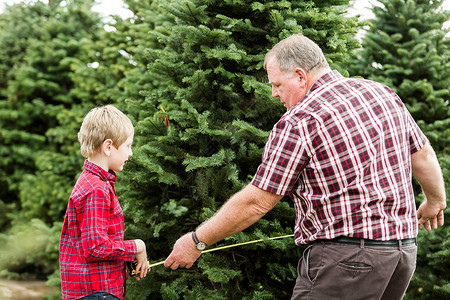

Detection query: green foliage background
xmin=0 ymin=0 xmax=447 ymax=299
xmin=348 ymin=0 xmax=450 ymax=298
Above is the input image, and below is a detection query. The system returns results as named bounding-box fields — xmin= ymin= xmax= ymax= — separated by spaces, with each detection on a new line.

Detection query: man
xmin=164 ymin=34 xmax=446 ymax=299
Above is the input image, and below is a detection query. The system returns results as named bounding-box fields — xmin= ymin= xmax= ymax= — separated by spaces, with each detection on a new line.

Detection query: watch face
xmin=196 ymin=242 xmax=206 ymax=251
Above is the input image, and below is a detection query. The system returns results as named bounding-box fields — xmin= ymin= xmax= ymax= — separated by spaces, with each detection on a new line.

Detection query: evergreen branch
xmin=185 ymin=2 xmax=200 ymax=26
xmin=148 ymin=234 xmax=295 ymax=268
xmin=145 ymin=116 xmax=165 ymax=136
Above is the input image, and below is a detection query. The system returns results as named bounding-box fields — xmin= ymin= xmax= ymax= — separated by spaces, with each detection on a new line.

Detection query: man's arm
xmin=164 ymin=184 xmax=283 ymax=269
xmin=411 ymin=141 xmax=446 ymax=231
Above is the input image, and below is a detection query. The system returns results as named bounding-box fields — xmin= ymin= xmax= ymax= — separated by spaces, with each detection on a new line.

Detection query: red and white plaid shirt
xmin=60 ymin=160 xmax=136 ymax=299
xmin=252 ymin=71 xmax=427 ymax=244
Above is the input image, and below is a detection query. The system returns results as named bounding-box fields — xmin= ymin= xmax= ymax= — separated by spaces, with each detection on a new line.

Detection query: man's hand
xmin=417 ymin=201 xmax=446 ymax=231
xmin=164 ymin=232 xmax=202 ymax=270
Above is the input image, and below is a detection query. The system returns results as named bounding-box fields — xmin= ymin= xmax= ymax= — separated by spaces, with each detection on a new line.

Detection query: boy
xmin=60 ymin=105 xmax=149 ymax=300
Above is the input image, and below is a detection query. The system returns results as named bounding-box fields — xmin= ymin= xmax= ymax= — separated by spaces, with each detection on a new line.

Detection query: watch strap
xmin=192 ymin=231 xmax=201 ymax=245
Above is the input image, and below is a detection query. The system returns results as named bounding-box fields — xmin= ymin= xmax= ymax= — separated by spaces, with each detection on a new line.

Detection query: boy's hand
xmin=127 ymin=259 xmax=150 ymax=278
xmin=133 ymin=239 xmax=150 ymax=280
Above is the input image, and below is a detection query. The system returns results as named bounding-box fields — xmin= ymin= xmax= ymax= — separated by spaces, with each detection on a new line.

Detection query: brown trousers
xmin=291 ymin=240 xmax=417 ymax=300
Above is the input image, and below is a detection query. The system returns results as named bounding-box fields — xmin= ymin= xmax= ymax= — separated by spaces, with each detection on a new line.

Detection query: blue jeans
xmin=79 ymin=292 xmax=119 ymax=300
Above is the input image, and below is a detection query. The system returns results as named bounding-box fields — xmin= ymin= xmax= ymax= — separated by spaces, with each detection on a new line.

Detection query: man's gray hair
xmin=264 ymin=34 xmax=329 ymax=77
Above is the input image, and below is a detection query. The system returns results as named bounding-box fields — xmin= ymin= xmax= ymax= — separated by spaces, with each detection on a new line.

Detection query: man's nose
xmin=272 ymin=87 xmax=278 ymax=98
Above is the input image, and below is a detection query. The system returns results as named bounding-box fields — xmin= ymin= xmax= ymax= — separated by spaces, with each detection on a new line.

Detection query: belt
xmin=313 ymin=236 xmax=416 ymax=247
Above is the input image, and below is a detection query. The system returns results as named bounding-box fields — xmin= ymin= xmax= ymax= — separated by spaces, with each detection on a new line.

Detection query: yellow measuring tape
xmin=148 ymin=234 xmax=295 ymax=268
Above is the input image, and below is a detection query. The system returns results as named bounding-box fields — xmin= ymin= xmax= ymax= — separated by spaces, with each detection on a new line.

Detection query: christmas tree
xmin=120 ymin=0 xmax=361 ymax=298
xmin=348 ymin=0 xmax=450 ymax=298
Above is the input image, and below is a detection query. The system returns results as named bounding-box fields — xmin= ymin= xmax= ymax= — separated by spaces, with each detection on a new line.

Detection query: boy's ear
xmin=102 ymin=139 xmax=113 ymax=156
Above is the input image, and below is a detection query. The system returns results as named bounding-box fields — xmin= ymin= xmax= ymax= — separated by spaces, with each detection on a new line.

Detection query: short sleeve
xmin=406 ymin=110 xmax=427 ymax=154
xmin=251 ymin=116 xmax=316 ymax=195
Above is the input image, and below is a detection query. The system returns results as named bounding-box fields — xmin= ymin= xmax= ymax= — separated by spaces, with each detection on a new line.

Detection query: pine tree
xmin=0 ymin=0 xmax=109 ymax=282
xmin=0 ymin=1 xmax=51 ymax=230
xmin=120 ymin=0 xmax=361 ymax=298
xmin=348 ymin=1 xmax=450 ymax=298
xmin=0 ymin=0 xmax=102 ymax=226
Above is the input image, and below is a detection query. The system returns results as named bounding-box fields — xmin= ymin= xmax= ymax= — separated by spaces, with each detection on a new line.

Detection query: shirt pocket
xmin=110 ymin=195 xmax=124 ymax=218
xmin=108 ymin=199 xmax=124 ymax=235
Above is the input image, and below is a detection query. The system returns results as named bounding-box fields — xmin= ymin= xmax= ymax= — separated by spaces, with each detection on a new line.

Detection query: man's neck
xmin=306 ymin=68 xmax=331 ymax=91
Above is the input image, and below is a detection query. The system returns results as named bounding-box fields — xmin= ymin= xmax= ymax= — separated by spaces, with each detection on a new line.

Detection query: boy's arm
xmin=80 ymin=187 xmax=136 ymax=262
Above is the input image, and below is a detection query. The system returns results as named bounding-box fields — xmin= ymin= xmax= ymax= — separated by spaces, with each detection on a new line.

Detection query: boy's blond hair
xmin=78 ymin=105 xmax=134 ymax=158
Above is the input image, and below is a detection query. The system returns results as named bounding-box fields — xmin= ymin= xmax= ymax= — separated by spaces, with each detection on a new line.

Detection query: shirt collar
xmin=286 ymin=70 xmax=343 ymax=113
xmin=83 ymin=159 xmax=117 ymax=184
xmin=307 ymin=70 xmax=343 ymax=96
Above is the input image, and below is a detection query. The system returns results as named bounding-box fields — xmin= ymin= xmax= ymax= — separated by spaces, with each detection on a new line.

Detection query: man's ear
xmin=102 ymin=139 xmax=113 ymax=156
xmin=294 ymin=67 xmax=308 ymax=83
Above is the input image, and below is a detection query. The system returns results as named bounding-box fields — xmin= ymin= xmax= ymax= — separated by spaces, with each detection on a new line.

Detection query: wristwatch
xmin=192 ymin=231 xmax=207 ymax=251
